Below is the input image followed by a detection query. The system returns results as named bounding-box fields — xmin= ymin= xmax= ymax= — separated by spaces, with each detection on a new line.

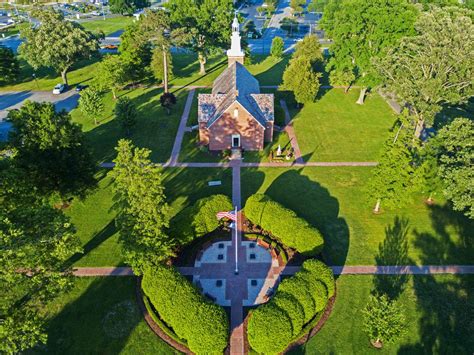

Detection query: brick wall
xmin=202 ymin=102 xmax=265 ymax=151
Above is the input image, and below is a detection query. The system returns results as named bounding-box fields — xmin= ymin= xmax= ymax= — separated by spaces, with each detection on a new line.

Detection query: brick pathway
xmin=72 ymin=265 xmax=474 ymax=277
xmin=280 ymin=99 xmax=304 ymax=164
xmin=166 ymin=89 xmax=195 ymax=166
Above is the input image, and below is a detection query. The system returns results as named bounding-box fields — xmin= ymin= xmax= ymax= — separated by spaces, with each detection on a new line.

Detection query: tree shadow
xmin=372 ymin=216 xmax=411 ymax=300
xmin=254 ymin=56 xmax=290 ymax=86
xmin=66 ymin=220 xmax=117 ymax=267
xmin=397 ymin=203 xmax=474 ymax=353
xmin=36 ymin=277 xmax=143 ymax=354
xmin=263 ymin=169 xmax=350 ymax=268
xmin=412 ymin=204 xmax=473 ymax=265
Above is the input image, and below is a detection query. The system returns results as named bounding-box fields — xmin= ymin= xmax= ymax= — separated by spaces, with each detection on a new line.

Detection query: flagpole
xmin=234 ymin=205 xmax=238 ymax=275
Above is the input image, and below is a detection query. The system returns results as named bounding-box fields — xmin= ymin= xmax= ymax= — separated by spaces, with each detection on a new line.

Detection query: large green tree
xmin=109 ymin=0 xmax=150 ymax=15
xmin=322 ymin=0 xmax=417 ymax=104
xmin=8 ymin=101 xmax=96 ymax=200
xmin=0 ymin=170 xmax=81 ymax=353
xmin=19 ymin=10 xmax=99 ymax=85
xmin=433 ymin=118 xmax=474 ymax=218
xmin=94 ymin=55 xmax=126 ymax=99
xmin=270 ymin=36 xmax=284 ymax=58
xmin=115 ymin=97 xmax=138 ymax=136
xmin=112 ymin=140 xmax=173 ymax=274
xmin=281 ymin=56 xmax=321 ymax=106
xmin=376 ymin=6 xmax=474 ymax=137
xmin=119 ymin=21 xmax=152 ymax=83
xmin=167 ymin=0 xmax=233 ymax=74
xmin=293 ymin=34 xmax=323 ymax=68
xmin=368 ymin=113 xmax=417 ymax=213
xmin=0 ymin=45 xmax=19 ymax=86
xmin=79 ymin=87 xmax=104 ymax=125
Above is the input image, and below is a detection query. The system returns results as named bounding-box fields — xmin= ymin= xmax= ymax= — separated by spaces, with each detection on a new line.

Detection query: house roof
xmin=198 ymin=62 xmax=274 ymax=127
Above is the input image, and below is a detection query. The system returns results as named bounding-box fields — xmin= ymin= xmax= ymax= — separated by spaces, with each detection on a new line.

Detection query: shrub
xmin=247 ymin=259 xmax=335 ymax=353
xmin=247 ymin=303 xmax=293 ymax=354
xmin=244 ymin=194 xmax=324 ymax=255
xmin=301 ymin=259 xmax=335 ymax=297
xmin=142 ymin=265 xmax=229 ymax=354
xmin=171 ymin=194 xmax=232 ymax=245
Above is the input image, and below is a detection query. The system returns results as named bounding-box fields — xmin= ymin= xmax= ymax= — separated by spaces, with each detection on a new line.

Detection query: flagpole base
xmin=234 ymin=269 xmax=239 ymax=275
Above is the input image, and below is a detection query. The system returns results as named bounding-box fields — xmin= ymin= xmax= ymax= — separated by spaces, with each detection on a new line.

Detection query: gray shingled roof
xmin=198 ymin=62 xmax=274 ymax=127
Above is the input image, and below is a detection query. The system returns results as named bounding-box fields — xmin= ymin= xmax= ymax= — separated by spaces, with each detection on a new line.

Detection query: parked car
xmin=52 ymin=83 xmax=66 ymax=95
xmin=102 ymin=44 xmax=118 ymax=50
xmin=75 ymin=84 xmax=87 ymax=91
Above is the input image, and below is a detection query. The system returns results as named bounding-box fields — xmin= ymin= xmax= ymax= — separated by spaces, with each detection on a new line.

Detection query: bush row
xmin=247 ymin=259 xmax=335 ymax=354
xmin=142 ymin=265 xmax=229 ymax=354
xmin=244 ymin=194 xmax=324 ymax=256
xmin=171 ymin=194 xmax=233 ymax=245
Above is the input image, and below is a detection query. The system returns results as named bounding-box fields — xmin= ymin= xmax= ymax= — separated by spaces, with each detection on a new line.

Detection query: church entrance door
xmin=232 ymin=134 xmax=240 ymax=148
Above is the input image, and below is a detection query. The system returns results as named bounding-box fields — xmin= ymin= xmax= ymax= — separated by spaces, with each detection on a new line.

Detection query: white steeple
xmin=227 ymin=13 xmax=245 ymax=66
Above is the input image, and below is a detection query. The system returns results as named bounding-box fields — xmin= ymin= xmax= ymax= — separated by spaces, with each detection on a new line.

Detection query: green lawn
xmin=292 ymin=274 xmax=474 ymax=354
xmin=34 ymin=277 xmax=176 ymax=354
xmin=79 ymin=16 xmax=134 ymax=36
xmin=240 ymin=167 xmax=473 ymax=266
xmin=67 ymin=168 xmax=232 ymax=267
xmin=292 ymin=88 xmax=397 ymax=162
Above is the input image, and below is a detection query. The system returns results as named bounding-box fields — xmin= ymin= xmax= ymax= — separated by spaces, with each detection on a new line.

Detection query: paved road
xmin=0 ymin=90 xmax=79 ymax=120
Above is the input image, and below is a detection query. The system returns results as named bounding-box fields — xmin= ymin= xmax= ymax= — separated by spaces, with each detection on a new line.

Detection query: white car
xmin=52 ymin=84 xmax=65 ymax=95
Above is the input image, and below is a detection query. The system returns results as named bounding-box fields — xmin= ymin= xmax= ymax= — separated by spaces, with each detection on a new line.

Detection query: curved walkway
xmin=72 ymin=265 xmax=474 ymax=277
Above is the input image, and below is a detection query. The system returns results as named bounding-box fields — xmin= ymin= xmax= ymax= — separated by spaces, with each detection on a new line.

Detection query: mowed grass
xmin=33 ymin=277 xmax=176 ymax=354
xmin=291 ymin=274 xmax=474 ymax=354
xmin=240 ymin=167 xmax=473 ymax=266
xmin=71 ymin=87 xmax=187 ymax=164
xmin=79 ymin=16 xmax=134 ymax=36
xmin=292 ymin=88 xmax=397 ymax=162
xmin=67 ymin=168 xmax=232 ymax=267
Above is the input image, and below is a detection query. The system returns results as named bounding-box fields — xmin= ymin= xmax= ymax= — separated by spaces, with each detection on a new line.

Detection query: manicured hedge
xmin=247 ymin=259 xmax=334 ymax=354
xmin=171 ymin=194 xmax=233 ymax=244
xmin=142 ymin=265 xmax=229 ymax=354
xmin=244 ymin=194 xmax=324 ymax=256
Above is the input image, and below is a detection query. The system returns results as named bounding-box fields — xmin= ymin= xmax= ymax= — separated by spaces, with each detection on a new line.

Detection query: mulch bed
xmin=135 ymin=277 xmax=192 ymax=354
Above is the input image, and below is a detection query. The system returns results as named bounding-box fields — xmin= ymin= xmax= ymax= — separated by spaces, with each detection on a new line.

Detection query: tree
xmin=0 ymin=173 xmax=81 ymax=353
xmin=280 ymin=17 xmax=298 ymax=36
xmin=376 ymin=6 xmax=474 ymax=137
xmin=19 ymin=10 xmax=99 ymax=85
xmin=363 ymin=294 xmax=406 ymax=348
xmin=413 ymin=145 xmax=443 ymax=204
xmin=308 ymin=0 xmax=328 ymax=13
xmin=293 ymin=34 xmax=323 ymax=67
xmin=329 ymin=67 xmax=355 ymax=93
xmin=281 ymin=56 xmax=321 ymax=106
xmin=368 ymin=113 xmax=417 ymax=213
xmin=8 ymin=101 xmax=96 ymax=201
xmin=115 ymin=97 xmax=138 ymax=136
xmin=150 ymin=47 xmax=173 ymax=87
xmin=119 ymin=21 xmax=152 ymax=83
xmin=160 ymin=92 xmax=177 ymax=115
xmin=139 ymin=9 xmax=181 ymax=93
xmin=433 ymin=118 xmax=474 ymax=218
xmin=167 ymin=0 xmax=233 ymax=74
xmin=0 ymin=45 xmax=19 ymax=85
xmin=79 ymin=87 xmax=104 ymax=125
xmin=322 ymin=0 xmax=417 ymax=104
xmin=112 ymin=140 xmax=173 ymax=274
xmin=109 ymin=0 xmax=150 ymax=15
xmin=290 ymin=0 xmax=305 ymax=16
xmin=270 ymin=36 xmax=284 ymax=58
xmin=94 ymin=55 xmax=126 ymax=99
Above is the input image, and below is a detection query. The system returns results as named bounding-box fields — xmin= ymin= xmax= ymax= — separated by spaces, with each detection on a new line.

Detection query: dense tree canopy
xmin=281 ymin=55 xmax=321 ymax=105
xmin=322 ymin=0 xmax=417 ymax=104
xmin=167 ymin=0 xmax=233 ymax=74
xmin=433 ymin=118 xmax=474 ymax=218
xmin=109 ymin=0 xmax=150 ymax=15
xmin=112 ymin=140 xmax=173 ymax=273
xmin=0 ymin=170 xmax=81 ymax=353
xmin=94 ymin=55 xmax=126 ymax=99
xmin=270 ymin=36 xmax=284 ymax=58
xmin=376 ymin=6 xmax=474 ymax=136
xmin=115 ymin=97 xmax=138 ymax=136
xmin=0 ymin=45 xmax=19 ymax=85
xmin=119 ymin=21 xmax=152 ymax=83
xmin=79 ymin=87 xmax=104 ymax=125
xmin=19 ymin=10 xmax=99 ymax=85
xmin=8 ymin=101 xmax=96 ymax=200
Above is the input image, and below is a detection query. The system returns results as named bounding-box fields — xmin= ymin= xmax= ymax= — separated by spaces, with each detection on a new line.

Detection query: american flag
xmin=216 ymin=210 xmax=237 ymax=221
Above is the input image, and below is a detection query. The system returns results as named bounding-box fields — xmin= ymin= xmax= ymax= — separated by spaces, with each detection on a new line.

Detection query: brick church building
xmin=198 ymin=16 xmax=274 ymax=151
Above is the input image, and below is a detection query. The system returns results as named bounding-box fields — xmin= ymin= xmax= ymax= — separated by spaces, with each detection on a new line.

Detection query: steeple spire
xmin=227 ymin=12 xmax=245 ymax=67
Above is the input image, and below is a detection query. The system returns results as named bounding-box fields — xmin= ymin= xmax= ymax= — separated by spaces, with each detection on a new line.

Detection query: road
xmin=0 ymin=90 xmax=79 ymax=121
